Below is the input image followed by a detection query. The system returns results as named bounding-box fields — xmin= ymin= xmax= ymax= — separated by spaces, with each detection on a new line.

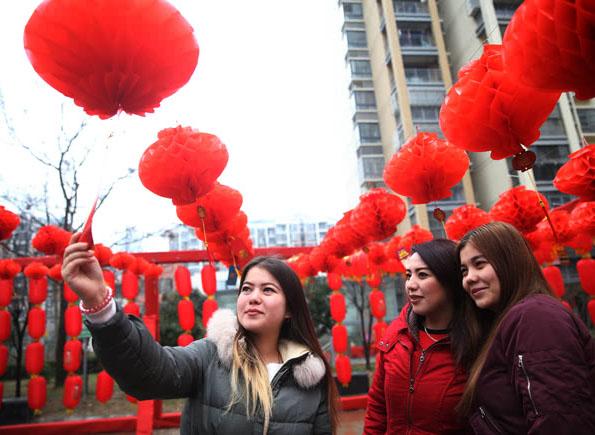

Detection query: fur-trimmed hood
xmin=206 ymin=309 xmax=326 ymax=389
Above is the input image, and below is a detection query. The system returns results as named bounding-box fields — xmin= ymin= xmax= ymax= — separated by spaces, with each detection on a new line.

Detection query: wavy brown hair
xmin=229 ymin=256 xmax=339 ymax=434
xmin=456 ymin=222 xmax=553 ymax=415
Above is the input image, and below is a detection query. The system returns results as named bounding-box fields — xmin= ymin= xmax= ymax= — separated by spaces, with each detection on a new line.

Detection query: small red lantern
xmin=366 ymin=242 xmax=387 ymax=267
xmin=63 ymin=283 xmax=79 ymax=304
xmin=327 ymin=273 xmax=342 ymax=291
xmin=0 ymin=259 xmax=20 ymax=280
xmin=96 ymin=370 xmax=114 ymax=404
xmin=27 ymin=307 xmax=46 ymax=340
xmin=65 ymin=305 xmax=82 ymax=338
xmin=542 ymin=266 xmax=565 ymax=298
xmin=121 ymin=271 xmax=139 ymax=300
xmin=175 ymin=266 xmax=192 ymax=298
xmin=123 ymin=302 xmax=141 ymax=317
xmin=176 ymin=183 xmax=243 ymax=229
xmin=139 ymin=127 xmax=228 ymax=205
xmin=0 ymin=206 xmax=20 ymax=241
xmin=31 ymin=225 xmax=71 ymax=256
xmin=28 ymin=278 xmax=48 ymax=305
xmin=330 ymin=292 xmax=346 ymax=323
xmin=202 ymin=298 xmax=218 ymax=328
xmin=201 ymin=264 xmax=217 ymax=296
xmin=63 ymin=375 xmax=83 ymax=411
xmin=0 ymin=343 xmax=8 ymax=376
xmin=335 ymin=354 xmax=352 ymax=387
xmin=366 ymin=272 xmax=382 ymax=289
xmin=369 ymin=290 xmax=387 ymax=319
xmin=178 ymin=299 xmax=195 ymax=332
xmin=350 ymin=189 xmax=406 ymax=241
xmin=332 ymin=324 xmax=348 ymax=354
xmin=445 ymin=205 xmax=492 ymax=241
xmin=103 ymin=270 xmax=116 ymax=292
xmin=28 ymin=375 xmax=47 ymax=412
xmin=373 ymin=321 xmax=388 ymax=343
xmin=177 ymin=333 xmax=194 ymax=347
xmin=94 ymin=244 xmax=113 ymax=267
xmin=24 ymin=262 xmax=49 ymax=280
xmin=490 ymin=186 xmax=549 ymax=234
xmin=25 ymin=342 xmax=44 ymax=375
xmin=346 ymin=251 xmax=370 ymax=279
xmin=553 ymin=144 xmax=595 ymax=201
xmin=0 ymin=310 xmax=10 ymax=342
xmin=63 ymin=339 xmax=82 ymax=373
xmin=48 ymin=264 xmax=62 ymax=282
xmin=0 ymin=280 xmax=14 ymax=307
xmin=577 ymin=259 xmax=595 ymax=296
xmin=109 ymin=252 xmax=136 ymax=270
xmin=400 ymin=225 xmax=434 ymax=254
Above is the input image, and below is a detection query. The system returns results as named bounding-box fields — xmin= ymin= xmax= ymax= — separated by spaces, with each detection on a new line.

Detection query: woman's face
xmin=405 ymin=253 xmax=452 ymax=318
xmin=460 ymin=243 xmax=501 ymax=310
xmin=237 ymin=266 xmax=288 ymax=337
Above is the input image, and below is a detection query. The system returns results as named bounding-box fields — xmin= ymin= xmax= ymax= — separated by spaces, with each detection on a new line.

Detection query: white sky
xmin=0 ymin=1 xmax=360 ymax=250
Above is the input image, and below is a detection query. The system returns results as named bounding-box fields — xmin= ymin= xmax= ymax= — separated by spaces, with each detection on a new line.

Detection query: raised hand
xmin=62 ymin=232 xmax=107 ymax=308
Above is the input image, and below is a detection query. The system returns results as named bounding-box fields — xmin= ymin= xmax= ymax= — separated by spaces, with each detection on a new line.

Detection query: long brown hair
xmin=229 ymin=256 xmax=339 ymax=433
xmin=456 ymin=222 xmax=553 ymax=414
xmin=411 ymin=239 xmax=485 ymax=371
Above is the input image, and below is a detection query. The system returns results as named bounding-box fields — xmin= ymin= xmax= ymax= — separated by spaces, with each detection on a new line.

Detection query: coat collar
xmin=206 ymin=309 xmax=326 ymax=389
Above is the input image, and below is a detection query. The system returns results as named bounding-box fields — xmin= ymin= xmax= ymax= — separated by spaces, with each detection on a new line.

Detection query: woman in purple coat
xmin=458 ymin=222 xmax=595 ymax=434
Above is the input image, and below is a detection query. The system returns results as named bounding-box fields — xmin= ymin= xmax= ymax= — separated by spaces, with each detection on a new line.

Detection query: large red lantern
xmin=366 ymin=243 xmax=387 ymax=267
xmin=24 ymin=0 xmax=199 ymax=119
xmin=335 ymin=354 xmax=352 ymax=387
xmin=440 ymin=44 xmax=559 ymax=160
xmin=175 ymin=266 xmax=192 ymax=297
xmin=0 ymin=259 xmax=21 ymax=280
xmin=542 ymin=266 xmax=565 ymax=298
xmin=384 ymin=132 xmax=469 ymax=204
xmin=139 ymin=126 xmax=228 ymax=205
xmin=0 ymin=310 xmax=10 ymax=342
xmin=27 ymin=307 xmax=46 ymax=340
xmin=577 ymin=259 xmax=595 ymax=296
xmin=109 ymin=252 xmax=136 ymax=270
xmin=201 ymin=264 xmax=217 ymax=296
xmin=63 ymin=339 xmax=82 ymax=373
xmin=25 ymin=342 xmax=44 ymax=375
xmin=31 ymin=225 xmax=71 ymax=256
xmin=350 ymin=189 xmax=406 ymax=241
xmin=535 ymin=210 xmax=577 ymax=246
xmin=96 ymin=370 xmax=114 ymax=404
xmin=65 ymin=305 xmax=82 ymax=338
xmin=330 ymin=292 xmax=346 ymax=323
xmin=0 ymin=206 xmax=20 ymax=241
xmin=28 ymin=376 xmax=47 ymax=412
xmin=0 ymin=343 xmax=8 ymax=376
xmin=553 ymin=144 xmax=595 ymax=201
xmin=178 ymin=299 xmax=195 ymax=332
xmin=332 ymin=324 xmax=348 ymax=354
xmin=502 ymin=0 xmax=595 ymax=100
xmin=176 ymin=183 xmax=243 ymax=229
xmin=569 ymin=202 xmax=595 ymax=238
xmin=445 ymin=205 xmax=492 ymax=241
xmin=490 ymin=186 xmax=549 ymax=234
xmin=202 ymin=298 xmax=218 ymax=328
xmin=63 ymin=375 xmax=83 ymax=410
xmin=333 ymin=211 xmax=367 ymax=254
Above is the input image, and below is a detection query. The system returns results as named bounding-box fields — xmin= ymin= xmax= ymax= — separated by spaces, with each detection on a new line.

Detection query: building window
xmin=578 ymin=108 xmax=595 ymax=133
xmin=398 ymin=28 xmax=434 ymax=47
xmin=354 ymin=91 xmax=377 ymax=110
xmin=411 ymin=105 xmax=440 ymax=121
xmin=344 ymin=2 xmax=363 ymax=19
xmin=358 ymin=123 xmax=381 ymax=143
xmin=359 ymin=156 xmax=385 ymax=179
xmin=350 ymin=60 xmax=372 ymax=76
xmin=346 ymin=31 xmax=367 ymax=48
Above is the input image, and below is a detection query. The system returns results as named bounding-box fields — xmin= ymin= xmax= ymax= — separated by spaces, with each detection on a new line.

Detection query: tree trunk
xmin=54 ymin=294 xmax=67 ymax=387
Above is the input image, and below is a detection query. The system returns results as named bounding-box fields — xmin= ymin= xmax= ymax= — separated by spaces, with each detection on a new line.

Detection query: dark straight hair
xmin=238 ymin=256 xmax=339 ymax=433
xmin=411 ymin=239 xmax=485 ymax=371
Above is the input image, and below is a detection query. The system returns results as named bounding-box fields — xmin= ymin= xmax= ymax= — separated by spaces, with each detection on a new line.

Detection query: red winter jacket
xmin=364 ymin=305 xmax=468 ymax=434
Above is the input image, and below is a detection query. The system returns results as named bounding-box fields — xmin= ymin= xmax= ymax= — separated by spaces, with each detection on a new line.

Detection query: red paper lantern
xmin=24 ymin=262 xmax=49 ymax=280
xmin=24 ymin=0 xmax=199 ymax=119
xmin=0 ymin=259 xmax=21 ymax=280
xmin=0 ymin=310 xmax=10 ymax=342
xmin=553 ymin=144 xmax=595 ymax=201
xmin=103 ymin=270 xmax=116 ymax=292
xmin=176 ymin=183 xmax=243 ymax=229
xmin=400 ymin=225 xmax=434 ymax=254
xmin=335 ymin=354 xmax=352 ymax=386
xmin=332 ymin=324 xmax=348 ymax=354
xmin=28 ymin=376 xmax=47 ymax=412
xmin=366 ymin=242 xmax=387 ymax=267
xmin=381 ymin=258 xmax=405 ymax=275
xmin=490 ymin=186 xmax=549 ymax=234
xmin=175 ymin=266 xmax=192 ymax=298
xmin=0 ymin=206 xmax=20 ymax=241
xmin=96 ymin=370 xmax=114 ymax=404
xmin=144 ymin=263 xmax=163 ymax=278
xmin=27 ymin=307 xmax=46 ymax=340
xmin=25 ymin=342 xmax=44 ymax=375
xmin=178 ymin=299 xmax=195 ymax=332
xmin=327 ymin=273 xmax=342 ymax=291
xmin=366 ymin=272 xmax=382 ymax=289
xmin=48 ymin=264 xmax=62 ymax=282
xmin=309 ymin=248 xmax=342 ymax=274
xmin=123 ymin=302 xmax=141 ymax=317
xmin=28 ymin=278 xmax=48 ymax=305
xmin=63 ymin=375 xmax=83 ymax=410
xmin=63 ymin=339 xmax=82 ymax=373
xmin=201 ymin=264 xmax=217 ymax=296
xmin=384 ymin=132 xmax=469 ymax=204
xmin=333 ymin=211 xmax=367 ymax=254
xmin=195 ymin=211 xmax=249 ymax=244
xmin=330 ymin=292 xmax=346 ymax=323
xmin=535 ymin=210 xmax=577 ymax=245
xmin=569 ymin=201 xmax=595 ymax=238
xmin=0 ymin=280 xmax=14 ymax=307
xmin=177 ymin=333 xmax=194 ymax=347
xmin=373 ymin=321 xmax=388 ymax=343
xmin=351 ymin=189 xmax=406 ymax=241
xmin=369 ymin=290 xmax=387 ymax=319
xmin=139 ymin=126 xmax=228 ymax=205
xmin=63 ymin=283 xmax=79 ymax=304
xmin=502 ymin=0 xmax=595 ymax=100
xmin=588 ymin=300 xmax=595 ymax=325
xmin=345 ymin=251 xmax=370 ymax=279
xmin=577 ymin=259 xmax=595 ymax=296
xmin=445 ymin=205 xmax=492 ymax=241
xmin=65 ymin=305 xmax=82 ymax=338
xmin=440 ymin=44 xmax=560 ymax=160
xmin=0 ymin=343 xmax=8 ymax=377
xmin=121 ymin=271 xmax=139 ymax=300
xmin=565 ymin=233 xmax=593 ymax=257
xmin=94 ymin=244 xmax=113 ymax=267
xmin=542 ymin=266 xmax=565 ymax=298
xmin=109 ymin=252 xmax=136 ymax=270
xmin=202 ymin=298 xmax=218 ymax=328
xmin=31 ymin=225 xmax=71 ymax=256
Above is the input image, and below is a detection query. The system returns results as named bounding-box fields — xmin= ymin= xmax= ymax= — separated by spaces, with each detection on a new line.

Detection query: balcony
xmin=399 ymin=31 xmax=437 ymax=56
xmin=578 ymin=108 xmax=595 ymax=133
xmin=407 ymin=88 xmax=445 ymax=106
xmin=405 ymin=67 xmax=443 ymax=85
xmin=393 ymin=1 xmax=430 ymax=21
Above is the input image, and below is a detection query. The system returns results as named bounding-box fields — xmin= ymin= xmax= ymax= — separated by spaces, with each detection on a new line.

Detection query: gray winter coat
xmin=87 ymin=308 xmax=331 ymax=435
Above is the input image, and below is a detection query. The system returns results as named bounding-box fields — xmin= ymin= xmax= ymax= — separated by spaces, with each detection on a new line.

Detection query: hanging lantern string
xmin=525 ymin=169 xmax=559 ymax=244
xmin=198 ymin=210 xmax=215 ymax=267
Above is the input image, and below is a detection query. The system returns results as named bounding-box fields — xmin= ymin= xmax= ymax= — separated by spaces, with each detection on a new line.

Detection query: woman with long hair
xmin=458 ymin=221 xmax=595 ymax=434
xmin=364 ymin=239 xmax=484 ymax=434
xmin=62 ymin=233 xmax=338 ymax=434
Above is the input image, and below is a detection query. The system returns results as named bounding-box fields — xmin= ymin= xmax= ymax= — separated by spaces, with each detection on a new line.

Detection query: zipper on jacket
xmin=479 ymin=406 xmax=503 ymax=434
xmin=518 ymin=354 xmax=540 ymax=416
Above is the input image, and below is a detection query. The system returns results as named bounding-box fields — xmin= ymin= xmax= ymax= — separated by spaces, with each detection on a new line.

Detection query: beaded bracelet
xmin=79 ymin=287 xmax=113 ymax=315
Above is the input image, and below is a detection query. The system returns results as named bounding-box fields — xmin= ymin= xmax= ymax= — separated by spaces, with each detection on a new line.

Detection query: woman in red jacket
xmin=364 ymin=239 xmax=484 ymax=434
xmin=458 ymin=222 xmax=595 ymax=434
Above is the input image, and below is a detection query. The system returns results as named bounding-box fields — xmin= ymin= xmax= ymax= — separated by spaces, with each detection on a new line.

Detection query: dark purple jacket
xmin=470 ymin=294 xmax=595 ymax=434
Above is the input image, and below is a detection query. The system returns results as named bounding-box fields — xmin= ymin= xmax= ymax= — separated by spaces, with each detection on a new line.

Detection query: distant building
xmin=249 ymin=219 xmax=332 ymax=248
